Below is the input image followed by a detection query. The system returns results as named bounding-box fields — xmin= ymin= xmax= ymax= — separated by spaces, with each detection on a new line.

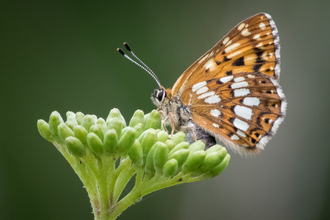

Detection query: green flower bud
xmin=106 ymin=108 xmax=126 ymax=125
xmin=82 ymin=115 xmax=97 ymax=132
xmin=129 ymin=110 xmax=144 ymax=127
xmin=65 ymin=136 xmax=85 ymax=157
xmin=165 ymin=140 xmax=175 ymax=151
xmin=103 ymin=129 xmax=118 ymax=154
xmin=66 ymin=111 xmax=78 ymax=127
xmin=163 ymin=159 xmax=178 ymax=177
xmin=74 ymin=125 xmax=88 ymax=145
xmin=182 ymin=150 xmax=207 ymax=172
xmin=143 ymin=113 xmax=150 ymax=125
xmin=140 ymin=130 xmax=157 ymax=160
xmin=169 ymin=142 xmax=189 ymax=157
xmin=37 ymin=119 xmax=53 ymax=142
xmin=138 ymin=128 xmax=151 ymax=142
xmin=75 ymin=112 xmax=84 ymax=125
xmin=117 ymin=127 xmax=136 ymax=154
xmin=210 ymin=154 xmax=230 ymax=177
xmin=199 ymin=148 xmax=227 ymax=172
xmin=65 ymin=121 xmax=75 ymax=131
xmin=87 ymin=133 xmax=103 ymax=156
xmin=168 ymin=149 xmax=189 ymax=169
xmin=58 ymin=123 xmax=74 ymax=142
xmin=96 ymin=118 xmax=107 ymax=133
xmin=206 ymin=144 xmax=224 ymax=154
xmin=171 ymin=132 xmax=186 ymax=146
xmin=133 ymin=123 xmax=144 ymax=139
xmin=144 ymin=110 xmax=161 ymax=130
xmin=90 ymin=124 xmax=104 ymax=141
xmin=153 ymin=142 xmax=168 ymax=172
xmin=157 ymin=130 xmax=168 ymax=143
xmin=49 ymin=111 xmax=64 ymax=143
xmin=145 ymin=142 xmax=161 ymax=175
xmin=106 ymin=118 xmax=125 ymax=138
xmin=188 ymin=140 xmax=206 ymax=153
xmin=128 ymin=139 xmax=143 ymax=167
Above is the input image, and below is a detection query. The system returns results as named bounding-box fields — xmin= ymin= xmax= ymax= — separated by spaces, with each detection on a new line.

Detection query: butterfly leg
xmin=157 ymin=110 xmax=170 ymax=133
xmin=180 ymin=126 xmax=198 ymax=142
xmin=168 ymin=112 xmax=175 ymax=139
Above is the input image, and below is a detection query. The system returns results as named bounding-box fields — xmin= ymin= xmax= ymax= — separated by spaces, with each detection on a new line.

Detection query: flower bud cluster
xmin=37 ymin=108 xmax=230 ymax=219
xmin=38 ymin=108 xmax=230 ymax=179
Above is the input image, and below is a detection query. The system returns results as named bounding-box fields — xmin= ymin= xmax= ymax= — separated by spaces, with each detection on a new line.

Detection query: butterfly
xmin=118 ymin=13 xmax=287 ymax=155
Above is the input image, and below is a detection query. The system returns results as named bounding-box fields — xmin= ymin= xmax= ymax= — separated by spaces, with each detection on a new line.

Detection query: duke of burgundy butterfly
xmin=118 ymin=13 xmax=287 ymax=155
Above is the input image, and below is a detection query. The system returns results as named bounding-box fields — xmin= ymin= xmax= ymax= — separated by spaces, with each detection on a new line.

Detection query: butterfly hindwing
xmin=187 ymin=72 xmax=285 ymax=154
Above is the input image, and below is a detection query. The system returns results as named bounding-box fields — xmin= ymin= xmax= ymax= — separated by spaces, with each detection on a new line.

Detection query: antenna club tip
xmin=117 ymin=48 xmax=125 ymax=56
xmin=123 ymin=42 xmax=132 ymax=51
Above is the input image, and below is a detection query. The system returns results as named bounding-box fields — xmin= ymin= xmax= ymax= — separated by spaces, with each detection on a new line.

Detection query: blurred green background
xmin=1 ymin=0 xmax=330 ymax=219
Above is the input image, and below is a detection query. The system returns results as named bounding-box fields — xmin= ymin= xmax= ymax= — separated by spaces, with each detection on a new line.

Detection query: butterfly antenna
xmin=117 ymin=47 xmax=162 ymax=89
xmin=123 ymin=42 xmax=160 ymax=82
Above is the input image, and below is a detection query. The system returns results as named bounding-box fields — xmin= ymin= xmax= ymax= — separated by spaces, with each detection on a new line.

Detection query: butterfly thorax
xmin=151 ymin=89 xmax=191 ymax=131
xmin=151 ymin=88 xmax=217 ymax=148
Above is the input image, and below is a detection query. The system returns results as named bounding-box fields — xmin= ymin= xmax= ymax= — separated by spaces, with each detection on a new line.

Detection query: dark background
xmin=1 ymin=0 xmax=330 ymax=219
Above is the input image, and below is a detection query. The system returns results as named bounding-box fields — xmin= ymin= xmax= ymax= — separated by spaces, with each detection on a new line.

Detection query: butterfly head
xmin=152 ymin=88 xmax=165 ymax=103
xmin=151 ymin=86 xmax=172 ymax=109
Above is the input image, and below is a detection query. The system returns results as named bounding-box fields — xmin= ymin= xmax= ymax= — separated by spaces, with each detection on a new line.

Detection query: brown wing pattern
xmin=188 ymin=72 xmax=286 ymax=154
xmin=172 ymin=13 xmax=280 ymax=102
xmin=170 ymin=13 xmax=285 ymax=154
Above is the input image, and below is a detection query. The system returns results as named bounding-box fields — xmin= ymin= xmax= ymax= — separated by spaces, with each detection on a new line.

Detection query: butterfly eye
xmin=154 ymin=89 xmax=165 ymax=102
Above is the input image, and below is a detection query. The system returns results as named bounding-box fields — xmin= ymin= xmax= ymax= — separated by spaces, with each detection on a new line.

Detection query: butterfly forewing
xmin=171 ymin=13 xmax=280 ymax=98
xmin=170 ymin=13 xmax=286 ymax=154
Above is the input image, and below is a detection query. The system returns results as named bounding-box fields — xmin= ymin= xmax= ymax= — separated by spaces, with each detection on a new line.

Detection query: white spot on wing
xmin=213 ymin=123 xmax=220 ymax=128
xmin=271 ymin=117 xmax=283 ymax=134
xmin=231 ymin=81 xmax=249 ymax=89
xmin=198 ymin=54 xmax=208 ymax=63
xmin=259 ymin=22 xmax=266 ymax=29
xmin=275 ymin=48 xmax=280 ymax=59
xmin=227 ymin=50 xmax=242 ymax=59
xmin=198 ymin=91 xmax=215 ymax=99
xmin=241 ymin=28 xmax=251 ymax=36
xmin=253 ymin=34 xmax=261 ymax=40
xmin=192 ymin=81 xmax=207 ymax=92
xmin=234 ymin=77 xmax=245 ymax=82
xmin=234 ymin=88 xmax=250 ymax=97
xmin=237 ymin=130 xmax=246 ymax=137
xmin=238 ymin=23 xmax=245 ymax=31
xmin=281 ymin=100 xmax=287 ymax=114
xmin=243 ymin=97 xmax=260 ymax=106
xmin=204 ymin=58 xmax=215 ymax=71
xmin=225 ymin=40 xmax=232 ymax=46
xmin=234 ymin=105 xmax=253 ymax=120
xmin=225 ymin=43 xmax=240 ymax=53
xmin=233 ymin=118 xmax=249 ymax=131
xmin=219 ymin=75 xmax=233 ymax=83
xmin=223 ymin=37 xmax=230 ymax=45
xmin=196 ymin=86 xmax=208 ymax=94
xmin=231 ymin=134 xmax=239 ymax=140
xmin=210 ymin=109 xmax=221 ymax=117
xmin=275 ymin=64 xmax=281 ymax=75
xmin=247 ymin=74 xmax=255 ymax=78
xmin=204 ymin=95 xmax=221 ymax=104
